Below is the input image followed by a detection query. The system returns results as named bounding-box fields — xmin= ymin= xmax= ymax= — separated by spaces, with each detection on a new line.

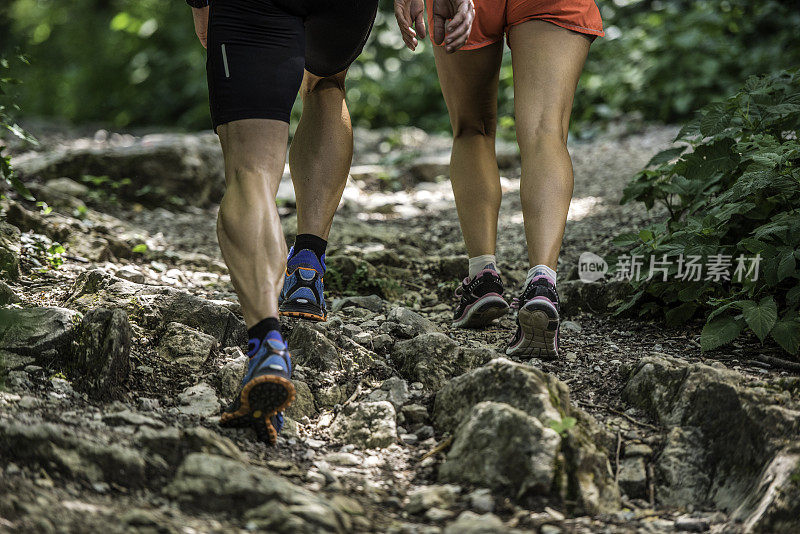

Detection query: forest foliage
xmin=618 ymin=69 xmax=800 ymax=356
xmin=1 ymin=0 xmax=799 ymax=132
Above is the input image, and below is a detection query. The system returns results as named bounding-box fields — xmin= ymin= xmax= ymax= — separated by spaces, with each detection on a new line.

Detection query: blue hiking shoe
xmin=279 ymin=247 xmax=327 ymax=321
xmin=220 ymin=330 xmax=295 ymax=445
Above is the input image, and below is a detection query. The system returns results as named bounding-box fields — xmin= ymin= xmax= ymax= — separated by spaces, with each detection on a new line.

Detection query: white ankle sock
xmin=526 ymin=264 xmax=557 ymax=286
xmin=468 ymin=254 xmax=498 ymax=279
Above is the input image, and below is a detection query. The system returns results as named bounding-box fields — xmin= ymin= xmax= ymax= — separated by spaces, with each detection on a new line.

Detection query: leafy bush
xmin=0 ymin=53 xmax=36 ymax=199
xmin=617 ymin=69 xmax=800 ymax=356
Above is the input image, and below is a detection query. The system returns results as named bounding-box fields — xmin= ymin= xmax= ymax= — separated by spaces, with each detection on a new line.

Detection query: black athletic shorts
xmin=206 ymin=0 xmax=378 ymax=131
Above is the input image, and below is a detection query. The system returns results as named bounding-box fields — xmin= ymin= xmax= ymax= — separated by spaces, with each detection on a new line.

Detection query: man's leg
xmin=217 ymin=119 xmax=289 ymax=328
xmin=279 ymin=69 xmax=352 ymax=321
xmin=433 ymin=42 xmax=510 ymax=328
xmin=215 ymin=118 xmax=297 ymax=444
xmin=289 ymin=69 xmax=352 ymax=240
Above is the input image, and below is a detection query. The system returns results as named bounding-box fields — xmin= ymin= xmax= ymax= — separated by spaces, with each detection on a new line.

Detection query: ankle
xmin=526 ymin=264 xmax=557 ymax=287
xmin=468 ymin=254 xmax=499 ymax=279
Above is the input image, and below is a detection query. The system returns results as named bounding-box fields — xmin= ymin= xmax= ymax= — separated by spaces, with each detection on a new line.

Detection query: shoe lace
xmin=453 ymin=277 xmax=470 ymax=298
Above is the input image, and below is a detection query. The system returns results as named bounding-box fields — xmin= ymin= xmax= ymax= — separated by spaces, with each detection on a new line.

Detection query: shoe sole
xmin=505 ymin=297 xmax=559 ymax=360
xmin=452 ymin=294 xmax=509 ymax=329
xmin=279 ymin=300 xmax=327 ymax=322
xmin=220 ymin=375 xmax=296 ymax=445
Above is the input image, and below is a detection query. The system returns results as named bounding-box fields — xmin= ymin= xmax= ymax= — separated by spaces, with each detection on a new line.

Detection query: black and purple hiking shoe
xmin=506 ymin=274 xmax=560 ymax=359
xmin=452 ymin=268 xmax=510 ymax=328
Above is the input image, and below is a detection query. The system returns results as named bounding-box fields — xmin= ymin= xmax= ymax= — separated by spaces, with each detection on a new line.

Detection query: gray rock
xmin=443 ymin=511 xmax=507 ymax=534
xmin=177 ymin=383 xmax=220 ymax=417
xmin=406 ymin=484 xmax=460 ymax=514
xmin=618 ymin=456 xmax=647 ymax=498
xmin=71 ymin=308 xmax=131 ymax=399
xmin=366 ymin=376 xmax=410 ymax=410
xmin=408 ymin=154 xmax=449 ymax=183
xmin=286 ymin=380 xmax=316 ymax=420
xmin=387 ymin=306 xmax=440 ymax=338
xmin=332 ymin=295 xmax=386 ymax=313
xmin=116 ymin=267 xmax=145 ymax=284
xmin=17 ymin=132 xmax=226 ymax=207
xmin=0 ymin=280 xmax=20 ymax=305
xmin=468 ymin=488 xmax=495 ymax=513
xmin=158 ymin=322 xmax=218 ymax=368
xmin=66 ymin=269 xmax=246 ymax=347
xmin=136 ymin=426 xmax=243 ymax=466
xmin=0 ymin=221 xmax=21 ymax=281
xmin=434 ymin=358 xmax=619 ymax=514
xmin=402 ymin=403 xmax=429 ymax=425
xmin=289 ymin=324 xmax=339 ymax=371
xmin=165 ymin=453 xmax=348 ymax=533
xmin=217 ymin=353 xmax=247 ymax=399
xmin=439 ymin=401 xmax=561 ymax=498
xmin=558 ymin=279 xmax=631 ymax=317
xmin=0 ymin=420 xmax=146 ymax=486
xmin=103 ymin=410 xmax=164 ymax=429
xmin=623 ymin=355 xmax=800 ymax=515
xmin=44 ymin=177 xmax=89 ymax=197
xmin=625 ymin=443 xmax=653 ymax=457
xmin=329 ymin=401 xmax=397 ymax=449
xmin=674 ymin=515 xmax=710 ymax=532
xmin=732 ymin=446 xmax=800 ymax=533
xmin=0 ymin=306 xmax=82 ymax=356
xmin=315 ymin=384 xmax=349 ymax=409
xmin=433 ymin=358 xmax=564 ymax=433
xmin=394 ymin=333 xmax=490 ymax=391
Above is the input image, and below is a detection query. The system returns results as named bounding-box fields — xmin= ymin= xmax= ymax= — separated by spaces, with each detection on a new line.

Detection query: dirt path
xmin=1 ymin=124 xmax=798 ymax=533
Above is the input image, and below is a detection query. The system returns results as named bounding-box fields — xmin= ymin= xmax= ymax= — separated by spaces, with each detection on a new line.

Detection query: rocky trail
xmin=1 ymin=123 xmax=798 ymax=533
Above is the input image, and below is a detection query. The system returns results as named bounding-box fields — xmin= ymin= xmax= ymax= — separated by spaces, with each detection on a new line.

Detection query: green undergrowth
xmin=616 ymin=69 xmax=800 ymax=357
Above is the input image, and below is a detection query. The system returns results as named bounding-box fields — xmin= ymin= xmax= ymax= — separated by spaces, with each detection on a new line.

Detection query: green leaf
xmin=700 ymin=103 xmax=732 ymax=136
xmin=665 ymin=302 xmax=698 ymax=325
xmin=131 ymin=244 xmax=148 ymax=254
xmin=740 ymin=297 xmax=777 ymax=343
xmin=646 ymin=147 xmax=685 ymax=168
xmin=777 ymin=249 xmax=796 ymax=283
xmin=701 ymin=316 xmax=743 ymax=351
xmin=771 ymin=316 xmax=800 ymax=355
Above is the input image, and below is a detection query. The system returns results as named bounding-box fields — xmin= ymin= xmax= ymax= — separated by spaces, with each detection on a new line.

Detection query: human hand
xmin=432 ymin=0 xmax=475 ymax=53
xmin=394 ymin=0 xmax=427 ymax=51
xmin=192 ymin=6 xmax=210 ymax=48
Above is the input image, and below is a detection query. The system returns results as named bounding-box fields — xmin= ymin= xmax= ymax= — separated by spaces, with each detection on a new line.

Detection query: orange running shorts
xmin=427 ymin=0 xmax=604 ymax=50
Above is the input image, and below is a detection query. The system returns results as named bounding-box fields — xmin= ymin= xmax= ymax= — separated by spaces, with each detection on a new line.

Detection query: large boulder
xmin=15 ymin=132 xmax=225 ymax=207
xmin=393 ymin=333 xmax=494 ymax=391
xmin=622 ymin=355 xmax=800 ymax=530
xmin=288 ymin=324 xmax=339 ymax=371
xmin=329 ymin=401 xmax=397 ymax=449
xmin=164 ymin=453 xmax=350 ymax=532
xmin=434 ymin=358 xmax=619 ymax=514
xmin=439 ymin=402 xmax=561 ymax=498
xmin=71 ymin=307 xmax=131 ymax=399
xmin=158 ymin=322 xmax=218 ymax=368
xmin=0 ymin=306 xmax=82 ymax=357
xmin=66 ymin=269 xmax=245 ymax=347
xmin=0 ymin=420 xmax=147 ymax=486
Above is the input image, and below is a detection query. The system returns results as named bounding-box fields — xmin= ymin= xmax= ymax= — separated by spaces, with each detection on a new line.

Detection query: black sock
xmin=247 ymin=317 xmax=281 ymax=343
xmin=292 ymin=233 xmax=327 ymax=260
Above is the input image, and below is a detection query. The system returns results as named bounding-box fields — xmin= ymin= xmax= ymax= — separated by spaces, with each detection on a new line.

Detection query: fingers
xmin=394 ymin=1 xmax=419 ymax=50
xmin=414 ymin=10 xmax=427 ymax=41
xmin=443 ymin=11 xmax=471 ymax=52
xmin=432 ymin=14 xmax=446 ymax=46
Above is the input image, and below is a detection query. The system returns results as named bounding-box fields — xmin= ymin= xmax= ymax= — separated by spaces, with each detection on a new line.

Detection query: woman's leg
xmin=508 ymin=20 xmax=591 ymax=270
xmin=433 ymin=42 xmax=504 ymax=262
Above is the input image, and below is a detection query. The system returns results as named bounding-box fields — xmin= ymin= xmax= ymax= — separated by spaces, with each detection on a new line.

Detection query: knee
xmin=301 ymin=69 xmax=347 ymax=98
xmin=516 ymin=116 xmax=569 ymax=148
xmin=450 ymin=112 xmax=497 ymax=139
